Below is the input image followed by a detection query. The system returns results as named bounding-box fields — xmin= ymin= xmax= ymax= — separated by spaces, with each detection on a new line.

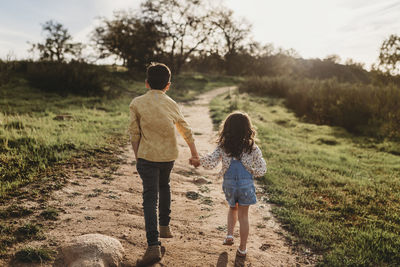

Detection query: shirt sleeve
xmin=128 ymin=101 xmax=141 ymax=143
xmin=174 ymin=104 xmax=195 ymax=144
xmin=200 ymin=146 xmax=223 ymax=170
xmin=251 ymin=145 xmax=267 ymax=177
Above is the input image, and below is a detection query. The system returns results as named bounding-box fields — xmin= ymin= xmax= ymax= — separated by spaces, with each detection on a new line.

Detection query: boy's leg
xmin=237 ymin=205 xmax=250 ymax=251
xmin=136 ymin=159 xmax=161 ymax=246
xmin=158 ymin=161 xmax=174 ymax=227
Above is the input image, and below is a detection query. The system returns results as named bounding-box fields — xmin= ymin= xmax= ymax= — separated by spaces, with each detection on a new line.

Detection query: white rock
xmin=61 ymin=233 xmax=124 ymax=267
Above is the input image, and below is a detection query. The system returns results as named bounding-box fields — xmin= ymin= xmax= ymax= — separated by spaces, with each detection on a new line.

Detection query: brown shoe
xmin=137 ymin=245 xmax=161 ymax=266
xmin=159 ymin=225 xmax=173 ymax=238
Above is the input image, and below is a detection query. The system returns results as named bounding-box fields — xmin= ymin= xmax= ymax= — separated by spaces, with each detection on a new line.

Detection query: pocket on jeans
xmin=238 ymin=185 xmax=256 ymax=202
xmin=222 ymin=186 xmax=233 ymax=198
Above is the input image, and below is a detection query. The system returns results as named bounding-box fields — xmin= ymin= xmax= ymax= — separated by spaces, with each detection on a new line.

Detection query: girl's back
xmin=200 ymin=145 xmax=266 ymax=178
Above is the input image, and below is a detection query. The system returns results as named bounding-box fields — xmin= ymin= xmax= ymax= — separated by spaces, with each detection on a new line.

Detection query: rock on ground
xmin=60 ymin=234 xmax=124 ymax=267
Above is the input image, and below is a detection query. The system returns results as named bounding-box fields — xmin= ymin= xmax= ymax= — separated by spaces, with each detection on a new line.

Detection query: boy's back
xmin=129 ymin=90 xmax=193 ymax=162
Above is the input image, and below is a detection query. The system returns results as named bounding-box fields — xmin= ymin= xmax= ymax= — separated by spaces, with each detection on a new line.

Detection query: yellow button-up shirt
xmin=129 ymin=90 xmax=194 ymax=162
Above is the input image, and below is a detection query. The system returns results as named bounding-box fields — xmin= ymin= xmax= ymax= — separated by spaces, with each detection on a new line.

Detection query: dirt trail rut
xmin=8 ymin=87 xmax=312 ymax=266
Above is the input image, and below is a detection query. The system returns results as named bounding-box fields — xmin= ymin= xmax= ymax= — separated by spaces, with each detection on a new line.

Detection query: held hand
xmin=189 ymin=156 xmax=200 ymax=168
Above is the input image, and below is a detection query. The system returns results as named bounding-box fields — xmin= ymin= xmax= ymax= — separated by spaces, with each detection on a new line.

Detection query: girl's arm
xmin=200 ymin=146 xmax=223 ymax=170
xmin=251 ymin=146 xmax=267 ymax=177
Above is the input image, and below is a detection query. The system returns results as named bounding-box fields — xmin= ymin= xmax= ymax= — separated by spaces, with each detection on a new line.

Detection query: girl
xmin=191 ymin=112 xmax=266 ymax=258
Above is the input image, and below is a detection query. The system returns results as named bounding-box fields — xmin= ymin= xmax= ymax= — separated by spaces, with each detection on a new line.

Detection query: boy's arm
xmin=129 ymin=102 xmax=141 ymax=160
xmin=132 ymin=141 xmax=140 ymax=160
xmin=188 ymin=142 xmax=200 ymax=167
xmin=174 ymin=104 xmax=198 ymax=157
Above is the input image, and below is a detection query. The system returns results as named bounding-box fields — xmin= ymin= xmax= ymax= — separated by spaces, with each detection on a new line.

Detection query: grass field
xmin=210 ymin=90 xmax=400 ymax=266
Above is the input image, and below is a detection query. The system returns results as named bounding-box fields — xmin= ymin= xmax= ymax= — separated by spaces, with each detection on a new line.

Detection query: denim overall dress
xmin=223 ymin=159 xmax=257 ymax=207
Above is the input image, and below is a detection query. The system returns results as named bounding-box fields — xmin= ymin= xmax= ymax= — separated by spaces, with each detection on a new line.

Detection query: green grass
xmin=39 ymin=207 xmax=59 ymax=221
xmin=14 ymin=246 xmax=55 ymax=263
xmin=0 ymin=205 xmax=33 ymax=219
xmin=14 ymin=223 xmax=43 ymax=241
xmin=0 ymin=80 xmax=132 ymax=197
xmin=210 ymin=91 xmax=400 ymax=266
xmin=0 ymin=223 xmax=14 ymax=254
xmin=0 ymin=222 xmax=44 ymax=256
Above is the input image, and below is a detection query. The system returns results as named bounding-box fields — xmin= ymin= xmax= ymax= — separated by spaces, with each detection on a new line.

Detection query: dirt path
xmin=7 ymin=87 xmax=312 ymax=266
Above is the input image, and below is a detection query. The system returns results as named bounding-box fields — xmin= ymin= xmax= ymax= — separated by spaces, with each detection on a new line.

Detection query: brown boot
xmin=137 ymin=245 xmax=161 ymax=266
xmin=159 ymin=225 xmax=173 ymax=238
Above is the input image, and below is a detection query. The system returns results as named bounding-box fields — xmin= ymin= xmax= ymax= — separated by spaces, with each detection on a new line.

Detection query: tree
xmin=324 ymin=54 xmax=341 ymax=64
xmin=209 ymin=9 xmax=252 ymax=74
xmin=211 ymin=9 xmax=251 ymax=57
xmin=92 ymin=11 xmax=164 ymax=70
xmin=379 ymin=34 xmax=400 ymax=75
xmin=30 ymin=20 xmax=83 ymax=62
xmin=141 ymin=0 xmax=215 ymax=74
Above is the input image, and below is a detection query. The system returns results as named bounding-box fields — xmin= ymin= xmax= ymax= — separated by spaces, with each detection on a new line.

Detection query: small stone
xmin=259 ymin=243 xmax=271 ymax=251
xmin=121 ymin=233 xmax=129 ymax=239
xmin=186 ymin=191 xmax=200 ymax=200
xmin=193 ymin=177 xmax=209 ymax=185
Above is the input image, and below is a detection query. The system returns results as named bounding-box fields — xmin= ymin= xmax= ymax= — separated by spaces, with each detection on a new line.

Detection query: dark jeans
xmin=136 ymin=158 xmax=174 ymax=246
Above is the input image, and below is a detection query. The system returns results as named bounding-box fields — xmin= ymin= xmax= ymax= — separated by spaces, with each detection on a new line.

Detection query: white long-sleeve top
xmin=200 ymin=145 xmax=267 ymax=178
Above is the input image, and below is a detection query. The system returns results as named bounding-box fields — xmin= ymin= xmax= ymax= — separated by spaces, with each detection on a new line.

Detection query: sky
xmin=1 ymin=0 xmax=399 ymax=68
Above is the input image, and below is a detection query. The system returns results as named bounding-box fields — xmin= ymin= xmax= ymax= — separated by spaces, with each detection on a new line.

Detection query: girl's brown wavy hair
xmin=218 ymin=112 xmax=255 ymax=159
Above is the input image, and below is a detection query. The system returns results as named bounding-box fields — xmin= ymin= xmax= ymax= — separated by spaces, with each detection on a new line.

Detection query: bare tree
xmin=205 ymin=9 xmax=252 ymax=74
xmin=211 ymin=9 xmax=251 ymax=57
xmin=29 ymin=20 xmax=83 ymax=62
xmin=141 ymin=0 xmax=216 ymax=74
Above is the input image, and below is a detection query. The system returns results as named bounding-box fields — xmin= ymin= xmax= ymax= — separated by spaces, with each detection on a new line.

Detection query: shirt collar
xmin=148 ymin=89 xmax=165 ymax=94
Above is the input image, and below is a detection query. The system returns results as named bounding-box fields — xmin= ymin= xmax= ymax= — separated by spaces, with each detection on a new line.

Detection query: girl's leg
xmin=227 ymin=203 xmax=238 ymax=236
xmin=237 ymin=205 xmax=250 ymax=251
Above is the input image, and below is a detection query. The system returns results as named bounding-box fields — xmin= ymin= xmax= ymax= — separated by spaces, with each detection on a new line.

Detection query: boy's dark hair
xmin=218 ymin=112 xmax=255 ymax=159
xmin=146 ymin=62 xmax=171 ymax=90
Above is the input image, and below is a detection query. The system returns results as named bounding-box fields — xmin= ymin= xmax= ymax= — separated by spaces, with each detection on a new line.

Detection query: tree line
xmin=26 ymin=0 xmax=400 ymax=77
xmin=29 ymin=0 xmax=251 ymax=75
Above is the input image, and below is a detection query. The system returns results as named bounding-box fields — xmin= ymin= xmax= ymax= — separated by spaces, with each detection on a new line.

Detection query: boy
xmin=129 ymin=62 xmax=199 ymax=265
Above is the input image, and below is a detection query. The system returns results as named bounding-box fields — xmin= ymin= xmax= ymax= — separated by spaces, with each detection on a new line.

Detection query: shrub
xmin=25 ymin=61 xmax=117 ymax=97
xmin=0 ymin=60 xmax=11 ymax=86
xmin=238 ymin=76 xmax=292 ymax=98
xmin=239 ymin=76 xmax=400 ymax=139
